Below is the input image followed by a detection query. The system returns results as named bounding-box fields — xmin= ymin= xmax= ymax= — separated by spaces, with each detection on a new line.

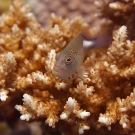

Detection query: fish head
xmin=52 ymin=31 xmax=85 ymax=80
xmin=52 ymin=49 xmax=83 ymax=80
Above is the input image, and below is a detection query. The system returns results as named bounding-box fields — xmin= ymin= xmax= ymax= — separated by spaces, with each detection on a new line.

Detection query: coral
xmin=95 ymin=0 xmax=135 ymax=40
xmin=28 ymin=0 xmax=100 ymax=27
xmin=1 ymin=0 xmax=135 ymax=135
xmin=15 ymin=93 xmax=61 ymax=128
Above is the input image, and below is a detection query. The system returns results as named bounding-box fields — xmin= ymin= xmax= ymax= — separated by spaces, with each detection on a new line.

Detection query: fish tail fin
xmin=92 ymin=25 xmax=113 ymax=48
xmin=82 ymin=23 xmax=113 ymax=49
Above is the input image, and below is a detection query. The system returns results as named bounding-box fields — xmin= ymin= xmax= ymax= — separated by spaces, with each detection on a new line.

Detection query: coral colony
xmin=1 ymin=0 xmax=135 ymax=134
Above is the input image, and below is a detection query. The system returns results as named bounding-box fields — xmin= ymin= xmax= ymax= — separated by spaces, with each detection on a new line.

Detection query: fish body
xmin=52 ymin=27 xmax=112 ymax=80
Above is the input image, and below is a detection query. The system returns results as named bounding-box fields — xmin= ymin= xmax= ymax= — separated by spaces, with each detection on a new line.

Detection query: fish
xmin=52 ymin=26 xmax=113 ymax=80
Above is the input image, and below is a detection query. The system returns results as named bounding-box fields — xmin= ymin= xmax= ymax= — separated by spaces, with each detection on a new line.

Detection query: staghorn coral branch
xmin=107 ymin=25 xmax=128 ymax=61
xmin=60 ymin=97 xmax=90 ymax=120
xmin=120 ymin=64 xmax=135 ymax=78
xmin=98 ymin=101 xmax=118 ymax=130
xmin=117 ymin=88 xmax=135 ymax=113
xmin=98 ymin=88 xmax=135 ymax=130
xmin=70 ymin=81 xmax=95 ymax=98
xmin=15 ymin=93 xmax=61 ymax=128
xmin=0 ymin=52 xmax=16 ymax=101
xmin=16 ymin=71 xmax=53 ymax=89
xmin=60 ymin=97 xmax=90 ymax=134
xmin=45 ymin=49 xmax=56 ymax=72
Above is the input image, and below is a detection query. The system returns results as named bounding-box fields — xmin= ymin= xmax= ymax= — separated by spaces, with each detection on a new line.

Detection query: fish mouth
xmin=54 ymin=64 xmax=67 ymax=73
xmin=52 ymin=69 xmax=65 ymax=79
xmin=52 ymin=70 xmax=58 ymax=76
xmin=52 ymin=64 xmax=67 ymax=78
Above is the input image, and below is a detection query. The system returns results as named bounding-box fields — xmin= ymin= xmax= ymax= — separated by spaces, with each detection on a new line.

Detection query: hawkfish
xmin=52 ymin=26 xmax=112 ymax=80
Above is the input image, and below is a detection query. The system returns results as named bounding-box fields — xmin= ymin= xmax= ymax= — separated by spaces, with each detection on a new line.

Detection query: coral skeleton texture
xmin=1 ymin=0 xmax=135 ymax=135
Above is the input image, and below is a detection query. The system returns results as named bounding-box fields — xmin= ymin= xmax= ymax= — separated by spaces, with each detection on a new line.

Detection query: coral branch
xmin=1 ymin=0 xmax=135 ymax=134
xmin=15 ymin=93 xmax=61 ymax=128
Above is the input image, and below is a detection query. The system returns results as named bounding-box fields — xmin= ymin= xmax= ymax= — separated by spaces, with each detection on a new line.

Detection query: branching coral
xmin=1 ymin=0 xmax=135 ymax=135
xmin=28 ymin=0 xmax=99 ymax=27
xmin=98 ymin=88 xmax=135 ymax=130
xmin=15 ymin=92 xmax=61 ymax=128
xmin=60 ymin=97 xmax=90 ymax=134
xmin=0 ymin=52 xmax=16 ymax=101
xmin=95 ymin=0 xmax=135 ymax=40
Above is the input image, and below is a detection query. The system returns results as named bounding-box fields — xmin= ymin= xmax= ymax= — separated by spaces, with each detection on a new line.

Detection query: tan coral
xmin=98 ymin=88 xmax=135 ymax=130
xmin=15 ymin=93 xmax=61 ymax=128
xmin=1 ymin=0 xmax=135 ymax=135
xmin=0 ymin=52 xmax=16 ymax=102
xmin=60 ymin=97 xmax=90 ymax=134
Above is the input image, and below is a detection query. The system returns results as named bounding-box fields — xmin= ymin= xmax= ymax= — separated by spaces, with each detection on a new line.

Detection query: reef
xmin=28 ymin=0 xmax=99 ymax=27
xmin=1 ymin=0 xmax=135 ymax=135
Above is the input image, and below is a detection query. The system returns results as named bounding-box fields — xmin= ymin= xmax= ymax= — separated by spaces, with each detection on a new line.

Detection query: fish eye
xmin=65 ymin=56 xmax=72 ymax=64
xmin=66 ymin=57 xmax=71 ymax=62
xmin=65 ymin=50 xmax=77 ymax=65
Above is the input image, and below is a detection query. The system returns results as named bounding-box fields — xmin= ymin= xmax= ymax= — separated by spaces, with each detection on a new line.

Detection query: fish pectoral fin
xmin=77 ymin=65 xmax=88 ymax=79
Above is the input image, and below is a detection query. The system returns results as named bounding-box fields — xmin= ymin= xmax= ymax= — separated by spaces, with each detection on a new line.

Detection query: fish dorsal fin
xmin=81 ymin=27 xmax=93 ymax=40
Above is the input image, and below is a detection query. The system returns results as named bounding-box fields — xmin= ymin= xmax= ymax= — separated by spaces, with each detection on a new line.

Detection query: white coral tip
xmin=78 ymin=125 xmax=90 ymax=135
xmin=6 ymin=52 xmax=13 ymax=62
xmin=122 ymin=123 xmax=127 ymax=128
xmin=20 ymin=114 xmax=32 ymax=121
xmin=131 ymin=101 xmax=135 ymax=106
xmin=23 ymin=94 xmax=30 ymax=101
xmin=86 ymin=86 xmax=95 ymax=97
xmin=60 ymin=113 xmax=68 ymax=120
xmin=48 ymin=118 xmax=53 ymax=127
xmin=26 ymin=78 xmax=32 ymax=84
xmin=15 ymin=105 xmax=23 ymax=111
xmin=78 ymin=128 xmax=84 ymax=135
xmin=67 ymin=97 xmax=74 ymax=107
xmin=119 ymin=107 xmax=127 ymax=112
xmin=98 ymin=116 xmax=109 ymax=125
xmin=0 ymin=90 xmax=8 ymax=101
xmin=80 ymin=111 xmax=90 ymax=119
